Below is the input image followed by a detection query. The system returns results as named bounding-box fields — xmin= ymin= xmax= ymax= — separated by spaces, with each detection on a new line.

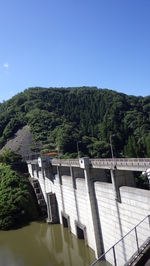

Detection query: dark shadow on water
xmin=34 ymin=215 xmax=47 ymax=223
xmin=1 ymin=215 xmax=48 ymax=231
xmin=7 ymin=221 xmax=31 ymax=231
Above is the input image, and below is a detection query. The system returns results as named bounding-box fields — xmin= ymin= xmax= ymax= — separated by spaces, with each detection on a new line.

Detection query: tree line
xmin=0 ymin=86 xmax=150 ymax=159
xmin=0 ymin=149 xmax=39 ymax=229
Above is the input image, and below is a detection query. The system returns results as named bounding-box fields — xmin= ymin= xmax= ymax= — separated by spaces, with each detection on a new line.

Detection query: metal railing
xmin=50 ymin=158 xmax=150 ymax=171
xmin=26 ymin=156 xmax=150 ymax=171
xmin=90 ymin=158 xmax=150 ymax=171
xmin=91 ymin=215 xmax=150 ymax=266
xmin=51 ymin=158 xmax=79 ymax=166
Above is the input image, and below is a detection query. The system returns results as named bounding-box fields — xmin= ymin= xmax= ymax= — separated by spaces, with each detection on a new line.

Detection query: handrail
xmin=91 ymin=215 xmax=150 ymax=266
xmin=90 ymin=158 xmax=150 ymax=166
xmin=50 ymin=158 xmax=150 ymax=171
xmin=26 ymin=157 xmax=150 ymax=171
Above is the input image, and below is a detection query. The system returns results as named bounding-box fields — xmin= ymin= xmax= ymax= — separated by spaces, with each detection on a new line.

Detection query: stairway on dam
xmin=31 ymin=179 xmax=47 ymax=216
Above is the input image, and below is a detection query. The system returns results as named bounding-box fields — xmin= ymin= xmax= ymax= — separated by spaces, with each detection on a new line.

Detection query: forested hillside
xmin=0 ymin=87 xmax=150 ymax=159
xmin=0 ymin=165 xmax=39 ymax=229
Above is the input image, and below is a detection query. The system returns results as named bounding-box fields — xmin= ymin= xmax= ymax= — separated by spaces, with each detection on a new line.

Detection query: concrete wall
xmin=52 ymin=174 xmax=97 ymax=253
xmin=95 ymin=182 xmax=150 ymax=265
xmin=27 ymin=160 xmax=150 ymax=264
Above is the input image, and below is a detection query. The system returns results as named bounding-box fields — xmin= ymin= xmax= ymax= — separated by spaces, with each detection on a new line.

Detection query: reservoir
xmin=0 ymin=220 xmax=97 ymax=266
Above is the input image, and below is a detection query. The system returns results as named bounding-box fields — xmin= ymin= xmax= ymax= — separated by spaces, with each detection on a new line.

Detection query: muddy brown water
xmin=0 ymin=221 xmax=98 ymax=266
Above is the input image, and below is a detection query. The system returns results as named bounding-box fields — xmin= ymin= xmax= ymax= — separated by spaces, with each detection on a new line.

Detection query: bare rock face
xmin=0 ymin=125 xmax=42 ymax=160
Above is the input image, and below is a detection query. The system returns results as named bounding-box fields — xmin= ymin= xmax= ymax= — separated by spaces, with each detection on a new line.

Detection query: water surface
xmin=0 ymin=221 xmax=97 ymax=266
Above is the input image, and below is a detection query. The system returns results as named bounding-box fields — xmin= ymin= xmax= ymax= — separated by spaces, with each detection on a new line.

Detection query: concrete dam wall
xmin=27 ymin=157 xmax=150 ymax=265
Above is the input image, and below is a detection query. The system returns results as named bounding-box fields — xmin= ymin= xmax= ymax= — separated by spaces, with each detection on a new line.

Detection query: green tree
xmin=0 ymin=165 xmax=39 ymax=229
xmin=0 ymin=148 xmax=22 ymax=165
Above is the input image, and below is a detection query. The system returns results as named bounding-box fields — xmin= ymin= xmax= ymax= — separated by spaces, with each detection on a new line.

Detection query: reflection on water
xmin=0 ymin=221 xmax=97 ymax=266
xmin=0 ymin=247 xmax=24 ymax=266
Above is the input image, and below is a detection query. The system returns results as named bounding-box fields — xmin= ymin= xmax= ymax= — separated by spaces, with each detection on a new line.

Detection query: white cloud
xmin=3 ymin=63 xmax=9 ymax=68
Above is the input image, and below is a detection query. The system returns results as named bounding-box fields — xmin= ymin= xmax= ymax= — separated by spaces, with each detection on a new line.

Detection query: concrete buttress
xmin=79 ymin=157 xmax=103 ymax=258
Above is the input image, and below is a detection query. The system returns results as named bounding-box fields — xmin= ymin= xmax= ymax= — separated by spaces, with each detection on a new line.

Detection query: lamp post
xmin=110 ymin=134 xmax=115 ymax=159
xmin=77 ymin=141 xmax=82 ymax=159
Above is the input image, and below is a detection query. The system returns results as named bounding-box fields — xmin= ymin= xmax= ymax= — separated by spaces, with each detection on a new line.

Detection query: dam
xmin=26 ymin=157 xmax=150 ymax=265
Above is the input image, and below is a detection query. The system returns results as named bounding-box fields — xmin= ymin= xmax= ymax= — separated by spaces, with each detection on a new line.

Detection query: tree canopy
xmin=0 ymin=87 xmax=149 ymax=158
xmin=0 ymin=165 xmax=39 ymax=229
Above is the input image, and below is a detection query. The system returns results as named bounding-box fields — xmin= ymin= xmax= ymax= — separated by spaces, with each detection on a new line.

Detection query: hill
xmin=0 ymin=87 xmax=150 ymax=159
xmin=0 ymin=125 xmax=42 ymax=159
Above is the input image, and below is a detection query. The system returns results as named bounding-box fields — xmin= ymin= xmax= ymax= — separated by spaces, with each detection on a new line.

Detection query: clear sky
xmin=0 ymin=0 xmax=150 ymax=102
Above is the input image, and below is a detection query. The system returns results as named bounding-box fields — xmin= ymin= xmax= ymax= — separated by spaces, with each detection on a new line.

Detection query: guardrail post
xmin=112 ymin=246 xmax=117 ymax=266
xmin=148 ymin=215 xmax=150 ymax=227
xmin=135 ymin=227 xmax=140 ymax=253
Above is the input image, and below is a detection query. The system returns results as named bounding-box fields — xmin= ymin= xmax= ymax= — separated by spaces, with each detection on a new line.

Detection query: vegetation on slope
xmin=0 ymin=148 xmax=22 ymax=165
xmin=0 ymin=87 xmax=150 ymax=158
xmin=0 ymin=149 xmax=39 ymax=230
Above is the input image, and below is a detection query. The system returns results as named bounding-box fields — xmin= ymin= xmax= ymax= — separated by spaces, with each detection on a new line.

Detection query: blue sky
xmin=0 ymin=0 xmax=150 ymax=102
